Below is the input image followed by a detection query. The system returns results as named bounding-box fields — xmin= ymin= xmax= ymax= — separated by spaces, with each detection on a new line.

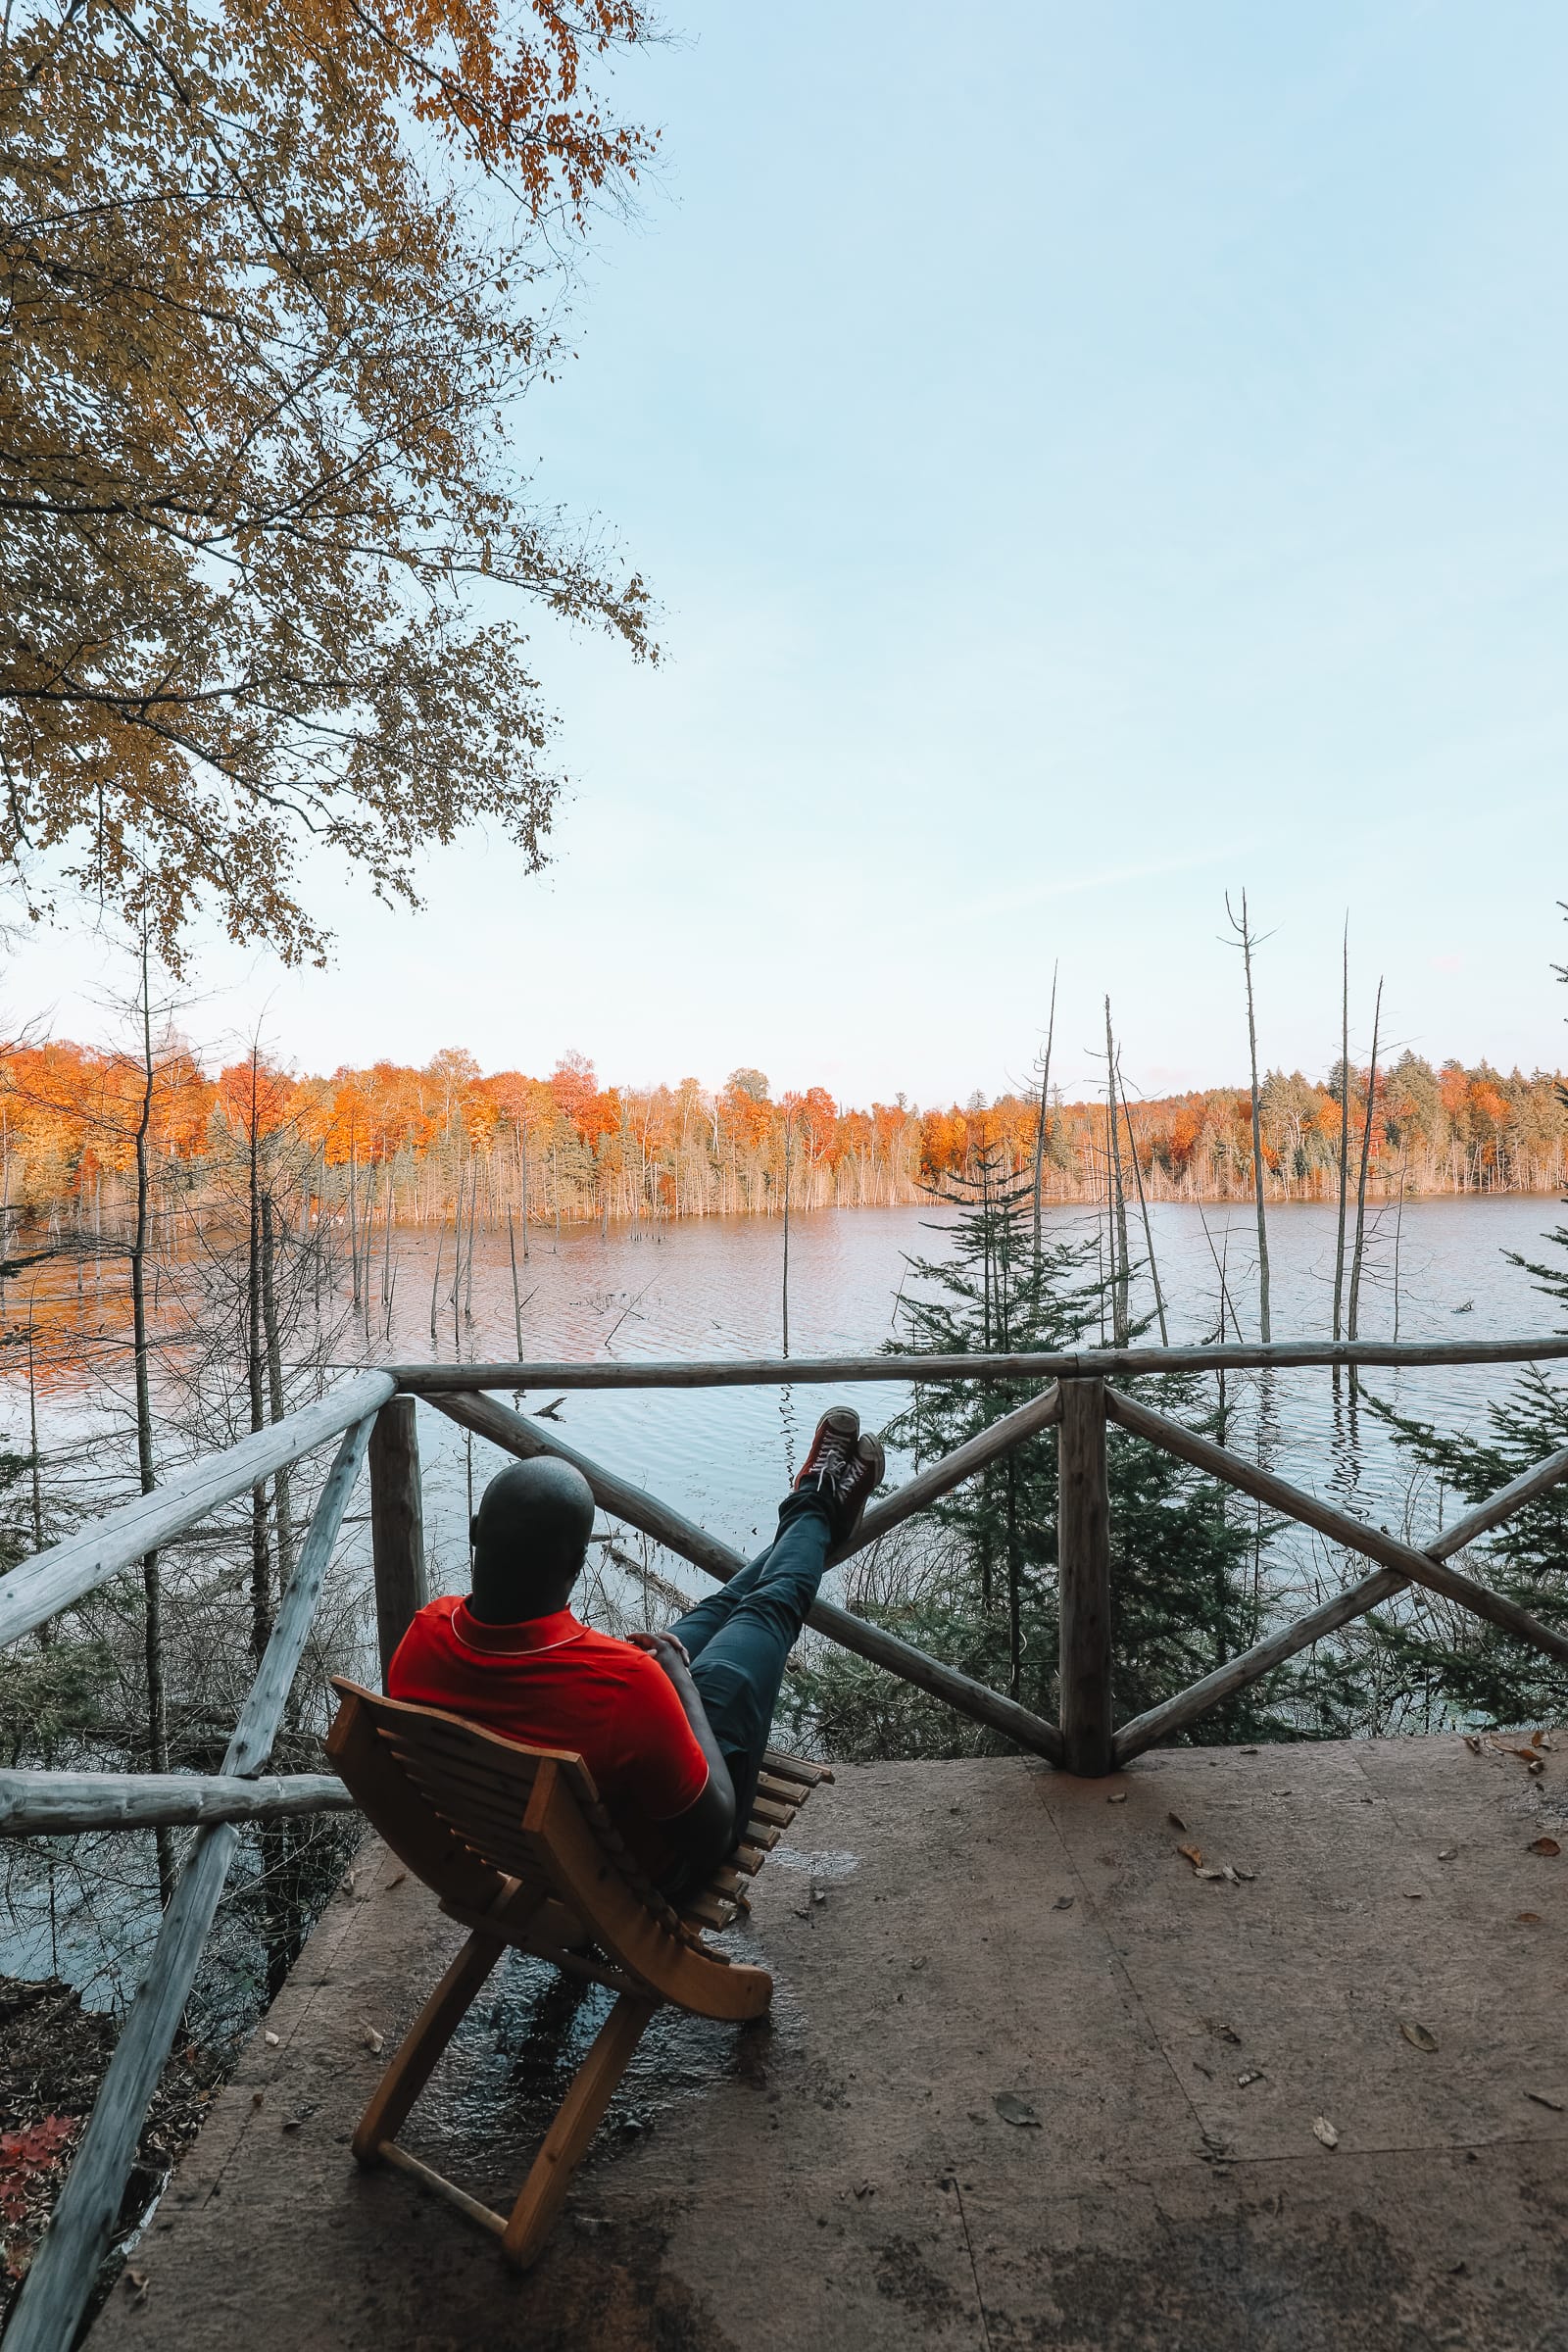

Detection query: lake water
xmin=3 ymin=1192 xmax=1562 ymax=2004
xmin=384 ymin=1194 xmax=1568 ymax=1604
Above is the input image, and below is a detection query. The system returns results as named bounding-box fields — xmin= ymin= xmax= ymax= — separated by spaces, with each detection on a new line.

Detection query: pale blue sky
xmin=21 ymin=1 xmax=1568 ymax=1102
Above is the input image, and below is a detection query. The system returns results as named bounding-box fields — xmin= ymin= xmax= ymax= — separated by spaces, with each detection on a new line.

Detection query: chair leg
xmin=501 ymin=1992 xmax=659 ymax=2271
xmin=353 ymin=1929 xmax=508 ymax=2165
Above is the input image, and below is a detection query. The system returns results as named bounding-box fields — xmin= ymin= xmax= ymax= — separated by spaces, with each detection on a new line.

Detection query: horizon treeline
xmin=4 ymin=1038 xmax=1566 ymax=1242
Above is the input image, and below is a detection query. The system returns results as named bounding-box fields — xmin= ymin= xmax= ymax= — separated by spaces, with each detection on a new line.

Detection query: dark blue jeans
xmin=667 ymin=1488 xmax=831 ymax=1838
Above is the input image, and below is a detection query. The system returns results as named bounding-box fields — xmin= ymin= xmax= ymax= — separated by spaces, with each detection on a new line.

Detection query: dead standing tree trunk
xmin=1116 ymin=1049 xmax=1170 ymax=1346
xmin=1031 ymin=961 xmax=1058 ymax=1262
xmin=1225 ymin=890 xmax=1272 ymax=1341
xmin=1332 ymin=916 xmax=1351 ymax=1344
xmin=130 ymin=928 xmax=174 ymax=1905
xmin=246 ymin=1055 xmax=273 ymax=1668
xmin=1347 ymin=976 xmax=1385 ymax=1365
xmin=1102 ymin=999 xmax=1132 ymax=1347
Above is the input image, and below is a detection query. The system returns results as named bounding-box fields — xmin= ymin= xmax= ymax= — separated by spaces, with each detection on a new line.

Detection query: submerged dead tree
xmin=1333 ymin=916 xmax=1352 ymax=1343
xmin=1225 ymin=890 xmax=1273 ymax=1341
xmin=1031 ymin=961 xmax=1058 ymax=1260
xmin=1347 ymin=977 xmax=1385 ymax=1349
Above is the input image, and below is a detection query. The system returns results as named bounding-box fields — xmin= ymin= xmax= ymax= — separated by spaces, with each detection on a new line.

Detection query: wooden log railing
xmin=6 ymin=1336 xmax=1568 ymax=2351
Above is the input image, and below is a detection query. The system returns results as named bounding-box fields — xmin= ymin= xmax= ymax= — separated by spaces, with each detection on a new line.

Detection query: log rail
xmin=5 ymin=1335 xmax=1568 ymax=2350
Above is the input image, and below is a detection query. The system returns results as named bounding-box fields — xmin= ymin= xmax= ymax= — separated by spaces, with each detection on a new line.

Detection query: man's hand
xmin=626 ymin=1628 xmax=691 ymax=1671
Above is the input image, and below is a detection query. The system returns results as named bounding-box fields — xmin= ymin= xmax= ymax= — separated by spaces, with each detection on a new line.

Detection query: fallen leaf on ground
xmin=1107 ymin=1791 xmax=1128 ymax=1804
xmin=264 ymin=2030 xmax=280 ymax=2047
xmin=1168 ymin=1812 xmax=1187 ymax=1830
xmin=1178 ymin=1843 xmax=1204 ymax=1871
xmin=1527 ymin=1837 xmax=1560 ymax=1856
xmin=1463 ymin=1736 xmax=1482 ymax=1754
xmin=1197 ymin=1865 xmax=1229 ymax=1882
xmin=1399 ymin=2021 xmax=1439 ymax=2053
xmin=1528 ymin=1759 xmax=1545 ymax=1776
xmin=1517 ymin=1911 xmax=1542 ymax=1924
xmin=1312 ymin=2117 xmax=1340 ymax=2149
xmin=994 ymin=2092 xmax=1041 ymax=2128
xmin=387 ymin=1871 xmax=408 ymax=1888
xmin=359 ymin=2022 xmax=384 ymax=2054
xmin=1053 ymin=1895 xmax=1074 ymax=1912
xmin=1526 ymin=2090 xmax=1565 ymax=2112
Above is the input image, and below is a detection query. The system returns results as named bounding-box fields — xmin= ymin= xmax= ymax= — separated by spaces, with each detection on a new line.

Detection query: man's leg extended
xmin=665 ymin=1410 xmax=882 ymax=1836
xmin=674 ymin=1488 xmax=835 ymax=1833
xmin=663 ymin=1406 xmax=862 ymax=1666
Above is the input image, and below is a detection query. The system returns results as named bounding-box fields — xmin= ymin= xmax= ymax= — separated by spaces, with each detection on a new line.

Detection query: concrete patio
xmin=89 ymin=1734 xmax=1568 ymax=2352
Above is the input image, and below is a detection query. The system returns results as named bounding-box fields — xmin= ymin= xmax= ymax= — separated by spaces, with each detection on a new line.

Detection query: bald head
xmin=468 ymin=1457 xmax=596 ymax=1624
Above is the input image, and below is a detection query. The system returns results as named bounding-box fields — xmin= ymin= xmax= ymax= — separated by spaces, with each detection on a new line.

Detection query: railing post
xmin=1057 ymin=1376 xmax=1112 ymax=1776
xmin=370 ymin=1396 xmax=427 ymax=1687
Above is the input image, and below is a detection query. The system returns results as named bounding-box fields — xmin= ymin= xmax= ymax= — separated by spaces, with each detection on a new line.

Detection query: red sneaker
xmin=795 ymin=1406 xmax=860 ymax=1493
xmin=795 ymin=1411 xmax=884 ymax=1544
xmin=831 ymin=1433 xmax=885 ymax=1545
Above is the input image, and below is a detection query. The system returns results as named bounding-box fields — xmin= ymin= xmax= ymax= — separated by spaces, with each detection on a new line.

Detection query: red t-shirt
xmin=386 ymin=1596 xmax=709 ymax=1878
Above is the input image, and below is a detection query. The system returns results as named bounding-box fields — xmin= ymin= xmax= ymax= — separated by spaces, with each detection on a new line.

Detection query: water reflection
xmin=369 ymin=1197 xmax=1562 ymax=1601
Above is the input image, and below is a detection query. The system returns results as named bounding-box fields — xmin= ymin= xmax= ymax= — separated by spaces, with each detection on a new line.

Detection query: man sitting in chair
xmin=387 ymin=1408 xmax=882 ymax=1890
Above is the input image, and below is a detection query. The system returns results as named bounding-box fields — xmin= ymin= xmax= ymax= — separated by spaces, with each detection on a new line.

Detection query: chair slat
xmin=748 ymin=1795 xmax=794 ymax=1830
xmin=681 ymin=1894 xmax=738 ymax=1932
xmin=761 ymin=1748 xmax=834 ymax=1787
xmin=754 ymin=1772 xmax=799 ymax=1804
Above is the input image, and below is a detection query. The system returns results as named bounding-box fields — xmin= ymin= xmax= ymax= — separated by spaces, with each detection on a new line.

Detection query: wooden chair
xmin=324 ymin=1678 xmax=832 ymax=2269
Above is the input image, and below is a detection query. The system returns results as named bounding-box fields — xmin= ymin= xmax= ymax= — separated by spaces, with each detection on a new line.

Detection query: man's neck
xmin=464 ymin=1590 xmax=576 ymax=1629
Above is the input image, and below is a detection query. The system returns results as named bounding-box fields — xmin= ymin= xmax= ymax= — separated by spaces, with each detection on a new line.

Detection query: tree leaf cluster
xmin=2 ymin=0 xmax=659 ymax=962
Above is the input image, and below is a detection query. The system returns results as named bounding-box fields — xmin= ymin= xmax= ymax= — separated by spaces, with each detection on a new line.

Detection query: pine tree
xmin=1366 ymin=1233 xmax=1568 ymax=1727
xmin=786 ymin=1143 xmax=1292 ymax=1758
xmin=1364 ymin=927 xmax=1568 ymax=1730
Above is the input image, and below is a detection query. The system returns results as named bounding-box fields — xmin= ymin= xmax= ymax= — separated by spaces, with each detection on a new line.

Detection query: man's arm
xmin=627 ymin=1631 xmax=736 ymax=1878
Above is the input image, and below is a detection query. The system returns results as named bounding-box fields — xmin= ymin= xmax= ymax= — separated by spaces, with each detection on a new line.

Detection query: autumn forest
xmin=7 ymin=1037 xmax=1566 ymax=1251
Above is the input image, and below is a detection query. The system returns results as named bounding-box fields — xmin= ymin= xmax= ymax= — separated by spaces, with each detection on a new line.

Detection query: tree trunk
xmin=1347 ymin=977 xmax=1384 ymax=1352
xmin=131 ymin=930 xmax=173 ymax=1903
xmin=259 ymin=1192 xmax=294 ymax=1590
xmin=1332 ymin=917 xmax=1350 ymax=1342
xmin=1032 ymin=961 xmax=1058 ymax=1262
xmin=247 ymin=1060 xmax=273 ymax=1666
xmin=1103 ymin=1000 xmax=1131 ymax=1347
xmin=1229 ymin=890 xmax=1272 ymax=1340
